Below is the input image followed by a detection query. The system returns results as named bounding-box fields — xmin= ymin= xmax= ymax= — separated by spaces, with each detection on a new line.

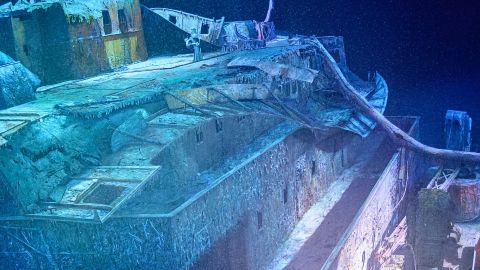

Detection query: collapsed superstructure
xmin=0 ymin=1 xmax=478 ymax=270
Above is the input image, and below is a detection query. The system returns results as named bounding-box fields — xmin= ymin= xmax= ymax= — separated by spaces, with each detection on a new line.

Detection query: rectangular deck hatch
xmin=82 ymin=184 xmax=127 ymax=205
xmin=28 ymin=166 xmax=161 ymax=223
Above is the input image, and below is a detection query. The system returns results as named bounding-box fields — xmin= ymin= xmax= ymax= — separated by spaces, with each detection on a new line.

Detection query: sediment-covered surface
xmin=0 ymin=39 xmax=393 ymax=269
xmin=285 ymin=140 xmax=393 ymax=270
xmin=0 ymin=51 xmax=39 ymax=109
xmin=268 ymin=117 xmax=422 ymax=270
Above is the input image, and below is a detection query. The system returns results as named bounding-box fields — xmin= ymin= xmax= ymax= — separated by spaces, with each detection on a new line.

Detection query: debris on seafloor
xmin=375 ymin=110 xmax=479 ymax=270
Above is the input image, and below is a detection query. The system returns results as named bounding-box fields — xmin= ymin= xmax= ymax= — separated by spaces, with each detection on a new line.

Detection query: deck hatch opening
xmin=83 ymin=184 xmax=126 ymax=205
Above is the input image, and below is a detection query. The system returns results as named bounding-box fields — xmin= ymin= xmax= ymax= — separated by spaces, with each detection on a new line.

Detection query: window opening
xmin=102 ymin=10 xmax=112 ymax=35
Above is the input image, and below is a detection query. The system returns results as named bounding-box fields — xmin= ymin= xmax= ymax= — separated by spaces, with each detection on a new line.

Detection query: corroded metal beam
xmin=164 ymin=91 xmax=216 ymax=117
xmin=310 ymin=39 xmax=480 ymax=163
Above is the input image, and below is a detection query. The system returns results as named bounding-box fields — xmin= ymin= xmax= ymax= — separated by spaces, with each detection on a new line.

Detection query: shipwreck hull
xmin=0 ymin=116 xmax=420 ymax=270
xmin=0 ymin=35 xmax=396 ymax=270
xmin=322 ymin=117 xmax=424 ymax=270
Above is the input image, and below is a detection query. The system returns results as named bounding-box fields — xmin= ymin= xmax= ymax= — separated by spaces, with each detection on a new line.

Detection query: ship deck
xmin=0 ymin=52 xmax=214 ymax=145
xmin=0 ymin=41 xmax=403 ymax=269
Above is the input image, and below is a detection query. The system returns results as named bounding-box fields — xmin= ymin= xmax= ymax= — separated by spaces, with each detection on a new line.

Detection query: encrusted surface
xmin=0 ymin=37 xmax=392 ymax=269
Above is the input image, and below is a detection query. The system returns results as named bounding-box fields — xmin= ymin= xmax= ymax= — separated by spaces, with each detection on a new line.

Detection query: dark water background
xmin=141 ymin=0 xmax=480 ymax=148
xmin=1 ymin=0 xmax=479 ymax=147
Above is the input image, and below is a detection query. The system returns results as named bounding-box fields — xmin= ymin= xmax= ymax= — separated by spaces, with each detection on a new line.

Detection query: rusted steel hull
xmin=326 ymin=118 xmax=422 ymax=270
xmin=1 ymin=1 xmax=147 ymax=84
xmin=0 ymin=29 xmax=400 ymax=270
xmin=273 ymin=117 xmax=423 ymax=270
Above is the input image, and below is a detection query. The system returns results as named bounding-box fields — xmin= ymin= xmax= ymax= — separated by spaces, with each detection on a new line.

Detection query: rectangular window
xmin=102 ymin=10 xmax=112 ymax=35
xmin=283 ymin=186 xmax=288 ymax=204
xmin=118 ymin=9 xmax=128 ymax=33
xmin=201 ymin=23 xmax=210 ymax=34
xmin=215 ymin=119 xmax=223 ymax=133
xmin=196 ymin=129 xmax=204 ymax=143
xmin=257 ymin=211 xmax=263 ymax=229
xmin=23 ymin=45 xmax=29 ymax=56
xmin=169 ymin=15 xmax=177 ymax=24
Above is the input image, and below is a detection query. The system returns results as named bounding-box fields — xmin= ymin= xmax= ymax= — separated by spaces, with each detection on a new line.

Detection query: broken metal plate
xmin=228 ymin=57 xmax=319 ymax=83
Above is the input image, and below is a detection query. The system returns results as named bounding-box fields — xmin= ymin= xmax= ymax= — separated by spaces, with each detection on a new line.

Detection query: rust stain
xmin=7 ymin=0 xmax=147 ymax=82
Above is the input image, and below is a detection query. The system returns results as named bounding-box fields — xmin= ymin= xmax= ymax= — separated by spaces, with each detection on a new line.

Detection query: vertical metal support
xmin=445 ymin=110 xmax=472 ymax=151
xmin=185 ymin=28 xmax=202 ymax=62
